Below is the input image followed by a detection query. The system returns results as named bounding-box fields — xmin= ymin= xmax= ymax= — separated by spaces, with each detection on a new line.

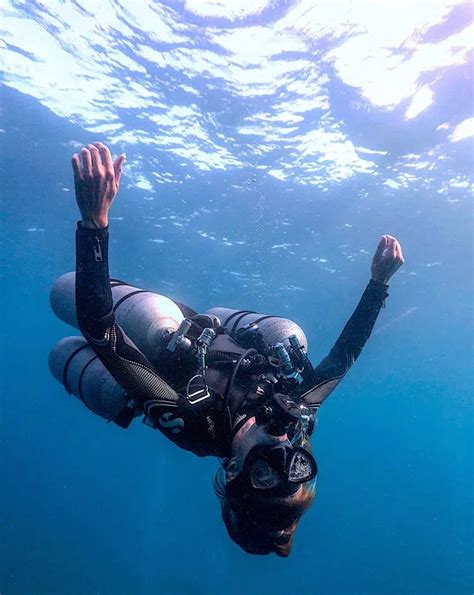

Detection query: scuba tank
xmin=205 ymin=307 xmax=308 ymax=354
xmin=50 ymin=272 xmax=184 ymax=366
xmin=48 ymin=336 xmax=138 ymax=425
xmin=50 ymin=274 xmax=314 ymax=431
xmin=205 ymin=307 xmax=313 ymax=384
xmin=50 ymin=272 xmax=186 ymax=427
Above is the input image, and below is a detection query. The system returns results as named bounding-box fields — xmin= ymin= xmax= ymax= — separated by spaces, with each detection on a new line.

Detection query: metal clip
xmin=196 ymin=327 xmax=216 ymax=375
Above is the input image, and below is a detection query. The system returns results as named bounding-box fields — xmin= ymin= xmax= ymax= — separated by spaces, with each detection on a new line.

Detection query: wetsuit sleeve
xmin=75 ymin=223 xmax=199 ymax=447
xmin=302 ymin=279 xmax=389 ymax=409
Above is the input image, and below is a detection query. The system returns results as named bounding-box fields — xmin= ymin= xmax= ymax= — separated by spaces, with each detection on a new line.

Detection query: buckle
xmin=186 ymin=374 xmax=211 ymax=404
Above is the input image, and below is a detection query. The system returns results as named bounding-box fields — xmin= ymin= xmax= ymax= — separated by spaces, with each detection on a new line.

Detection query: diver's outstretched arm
xmin=72 ymin=142 xmax=124 ymax=343
xmin=71 ymin=144 xmax=204 ymax=451
xmin=75 ymin=223 xmax=184 ymax=420
xmin=302 ymin=236 xmax=404 ymax=409
xmin=72 ymin=143 xmax=183 ymax=418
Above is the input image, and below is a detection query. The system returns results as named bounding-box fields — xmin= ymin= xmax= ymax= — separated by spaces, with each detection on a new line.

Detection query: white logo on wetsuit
xmin=158 ymin=412 xmax=184 ymax=434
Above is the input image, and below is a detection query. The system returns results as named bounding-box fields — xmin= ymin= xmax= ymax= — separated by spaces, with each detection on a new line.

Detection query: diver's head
xmin=214 ymin=416 xmax=317 ymax=556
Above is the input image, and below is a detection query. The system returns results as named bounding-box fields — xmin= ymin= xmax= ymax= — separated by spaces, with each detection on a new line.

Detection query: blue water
xmin=1 ymin=2 xmax=473 ymax=593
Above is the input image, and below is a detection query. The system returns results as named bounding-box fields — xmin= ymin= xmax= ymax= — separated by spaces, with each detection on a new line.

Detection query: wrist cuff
xmin=369 ymin=278 xmax=389 ymax=290
xmin=77 ymin=221 xmax=109 ymax=237
xmin=368 ymin=278 xmax=389 ymax=306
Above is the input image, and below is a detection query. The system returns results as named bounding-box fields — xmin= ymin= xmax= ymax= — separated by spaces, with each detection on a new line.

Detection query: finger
xmin=396 ymin=241 xmax=404 ymax=264
xmin=374 ymin=235 xmax=388 ymax=261
xmin=94 ymin=142 xmax=114 ymax=171
xmin=71 ymin=154 xmax=83 ymax=181
xmin=386 ymin=236 xmax=400 ymax=260
xmin=87 ymin=144 xmax=102 ymax=173
xmin=113 ymin=154 xmax=125 ymax=185
xmin=388 ymin=237 xmax=397 ymax=258
xmin=392 ymin=259 xmax=403 ymax=274
xmin=81 ymin=147 xmax=92 ymax=177
xmin=396 ymin=252 xmax=404 ymax=267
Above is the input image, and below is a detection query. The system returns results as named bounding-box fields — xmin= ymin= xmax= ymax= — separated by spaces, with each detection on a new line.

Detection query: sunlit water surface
xmin=1 ymin=1 xmax=473 ymax=594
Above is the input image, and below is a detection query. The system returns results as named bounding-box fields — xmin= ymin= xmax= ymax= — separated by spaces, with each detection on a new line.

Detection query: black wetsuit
xmin=76 ymin=223 xmax=389 ymax=458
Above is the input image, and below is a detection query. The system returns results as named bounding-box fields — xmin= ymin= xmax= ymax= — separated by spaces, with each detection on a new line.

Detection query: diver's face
xmin=227 ymin=417 xmax=290 ymax=481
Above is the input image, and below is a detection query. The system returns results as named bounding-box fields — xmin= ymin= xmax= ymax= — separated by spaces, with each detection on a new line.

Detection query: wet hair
xmin=214 ymin=437 xmax=316 ymax=557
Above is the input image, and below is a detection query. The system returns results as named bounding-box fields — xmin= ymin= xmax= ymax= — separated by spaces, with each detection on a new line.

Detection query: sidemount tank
xmin=50 ymin=272 xmax=184 ymax=365
xmin=49 ymin=336 xmax=135 ymax=422
xmin=204 ymin=307 xmax=308 ymax=353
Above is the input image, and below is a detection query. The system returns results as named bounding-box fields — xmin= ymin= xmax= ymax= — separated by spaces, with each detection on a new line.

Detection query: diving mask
xmin=227 ymin=442 xmax=317 ymax=498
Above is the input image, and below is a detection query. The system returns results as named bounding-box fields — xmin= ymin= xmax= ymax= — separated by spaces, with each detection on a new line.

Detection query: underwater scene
xmin=1 ymin=1 xmax=473 ymax=593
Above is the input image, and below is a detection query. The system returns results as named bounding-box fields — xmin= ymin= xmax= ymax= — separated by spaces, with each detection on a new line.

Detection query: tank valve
xmin=273 ymin=342 xmax=303 ymax=383
xmin=289 ymin=334 xmax=308 ymax=365
xmin=166 ymin=318 xmax=193 ymax=353
xmin=196 ymin=327 xmax=217 ymax=374
xmin=197 ymin=327 xmax=217 ymax=349
xmin=273 ymin=343 xmax=294 ymax=375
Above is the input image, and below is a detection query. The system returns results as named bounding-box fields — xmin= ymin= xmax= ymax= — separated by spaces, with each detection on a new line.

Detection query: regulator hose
xmin=223 ymin=348 xmax=257 ymax=435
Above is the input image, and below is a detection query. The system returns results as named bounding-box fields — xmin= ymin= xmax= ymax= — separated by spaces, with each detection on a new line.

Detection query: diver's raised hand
xmin=72 ymin=142 xmax=125 ymax=229
xmin=371 ymin=235 xmax=404 ymax=284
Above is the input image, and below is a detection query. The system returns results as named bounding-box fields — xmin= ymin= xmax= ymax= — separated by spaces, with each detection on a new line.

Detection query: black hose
xmin=223 ymin=348 xmax=257 ymax=436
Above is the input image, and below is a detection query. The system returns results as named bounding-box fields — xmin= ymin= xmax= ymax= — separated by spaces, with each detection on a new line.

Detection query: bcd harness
xmin=148 ymin=313 xmax=317 ymax=443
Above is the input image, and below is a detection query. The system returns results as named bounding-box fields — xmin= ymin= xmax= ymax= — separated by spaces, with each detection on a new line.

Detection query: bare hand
xmin=71 ymin=142 xmax=125 ymax=229
xmin=371 ymin=235 xmax=404 ymax=284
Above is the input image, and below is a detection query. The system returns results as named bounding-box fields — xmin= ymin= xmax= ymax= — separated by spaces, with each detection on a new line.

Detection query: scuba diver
xmin=50 ymin=142 xmax=404 ymax=557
